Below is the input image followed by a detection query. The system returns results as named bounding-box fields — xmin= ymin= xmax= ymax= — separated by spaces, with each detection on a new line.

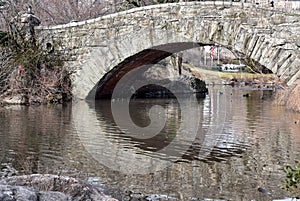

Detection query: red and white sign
xmin=211 ymin=45 xmax=215 ymax=59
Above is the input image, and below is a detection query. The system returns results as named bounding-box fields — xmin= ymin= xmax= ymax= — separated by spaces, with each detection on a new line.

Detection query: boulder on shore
xmin=0 ymin=174 xmax=117 ymax=201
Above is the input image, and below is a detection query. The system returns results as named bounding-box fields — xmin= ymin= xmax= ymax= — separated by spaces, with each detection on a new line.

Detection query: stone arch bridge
xmin=36 ymin=2 xmax=300 ymax=99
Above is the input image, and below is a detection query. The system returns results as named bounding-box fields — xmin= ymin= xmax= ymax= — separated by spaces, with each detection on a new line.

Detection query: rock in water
xmin=38 ymin=191 xmax=71 ymax=201
xmin=0 ymin=174 xmax=118 ymax=201
xmin=0 ymin=184 xmax=38 ymax=201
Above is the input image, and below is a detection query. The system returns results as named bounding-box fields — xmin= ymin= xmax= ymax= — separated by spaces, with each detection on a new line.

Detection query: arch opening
xmin=91 ymin=42 xmax=205 ymax=99
xmin=90 ymin=42 xmax=275 ymax=100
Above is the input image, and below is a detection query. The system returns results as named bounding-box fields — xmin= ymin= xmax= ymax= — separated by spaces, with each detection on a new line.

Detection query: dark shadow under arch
xmin=90 ymin=42 xmax=209 ymax=99
xmin=89 ymin=42 xmax=273 ymax=99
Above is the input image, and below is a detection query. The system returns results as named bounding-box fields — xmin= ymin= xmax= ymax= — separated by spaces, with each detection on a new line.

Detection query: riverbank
xmin=0 ymin=166 xmax=117 ymax=201
xmin=0 ymin=65 xmax=73 ymax=106
xmin=0 ymin=163 xmax=115 ymax=200
xmin=183 ymin=63 xmax=284 ymax=88
xmin=183 ymin=63 xmax=300 ymax=112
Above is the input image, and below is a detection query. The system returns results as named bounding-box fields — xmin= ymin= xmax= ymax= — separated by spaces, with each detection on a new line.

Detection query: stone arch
xmin=68 ymin=17 xmax=243 ymax=100
xmin=36 ymin=2 xmax=300 ymax=99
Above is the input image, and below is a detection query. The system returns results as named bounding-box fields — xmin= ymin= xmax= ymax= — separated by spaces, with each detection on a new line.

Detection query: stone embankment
xmin=0 ymin=164 xmax=116 ymax=201
xmin=0 ymin=174 xmax=117 ymax=201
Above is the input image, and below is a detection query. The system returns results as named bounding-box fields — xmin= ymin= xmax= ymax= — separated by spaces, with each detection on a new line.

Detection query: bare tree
xmin=1 ymin=0 xmax=185 ymax=27
xmin=31 ymin=0 xmax=109 ymax=25
xmin=0 ymin=0 xmax=72 ymax=104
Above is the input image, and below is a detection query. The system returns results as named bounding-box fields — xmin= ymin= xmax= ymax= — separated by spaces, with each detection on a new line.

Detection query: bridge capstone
xmin=36 ymin=2 xmax=300 ymax=99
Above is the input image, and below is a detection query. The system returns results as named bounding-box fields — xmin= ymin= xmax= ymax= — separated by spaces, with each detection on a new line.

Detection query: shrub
xmin=282 ymin=162 xmax=300 ymax=198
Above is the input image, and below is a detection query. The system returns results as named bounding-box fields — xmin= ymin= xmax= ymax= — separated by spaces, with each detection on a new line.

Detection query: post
xmin=204 ymin=49 xmax=207 ymax=66
xmin=210 ymin=45 xmax=215 ymax=68
xmin=217 ymin=46 xmax=220 ymax=65
xmin=177 ymin=52 xmax=182 ymax=76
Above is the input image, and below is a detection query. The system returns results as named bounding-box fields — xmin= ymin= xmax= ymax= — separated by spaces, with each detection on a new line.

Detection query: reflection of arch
xmin=82 ymin=89 xmax=249 ymax=164
xmin=73 ymin=100 xmax=175 ymax=174
xmin=89 ymin=42 xmax=269 ymax=99
xmin=94 ymin=99 xmax=182 ymax=152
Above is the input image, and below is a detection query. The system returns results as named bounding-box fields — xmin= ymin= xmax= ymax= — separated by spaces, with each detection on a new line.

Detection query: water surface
xmin=1 ymin=86 xmax=300 ymax=200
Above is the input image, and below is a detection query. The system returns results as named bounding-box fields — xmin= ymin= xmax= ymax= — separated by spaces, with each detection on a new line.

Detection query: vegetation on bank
xmin=0 ymin=1 xmax=72 ymax=105
xmin=0 ymin=45 xmax=72 ymax=105
xmin=282 ymin=162 xmax=300 ymax=198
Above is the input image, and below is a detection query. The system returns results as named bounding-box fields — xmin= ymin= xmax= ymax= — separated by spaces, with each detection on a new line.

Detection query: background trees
xmin=0 ymin=0 xmax=108 ymax=27
xmin=0 ymin=0 xmax=183 ymax=28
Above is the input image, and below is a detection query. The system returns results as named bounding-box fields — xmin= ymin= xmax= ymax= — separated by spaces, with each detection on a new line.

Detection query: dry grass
xmin=183 ymin=63 xmax=278 ymax=84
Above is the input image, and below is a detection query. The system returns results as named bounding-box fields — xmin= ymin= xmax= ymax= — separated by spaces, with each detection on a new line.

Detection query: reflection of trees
xmin=184 ymin=88 xmax=251 ymax=163
xmin=245 ymin=90 xmax=264 ymax=129
xmin=0 ymin=105 xmax=73 ymax=173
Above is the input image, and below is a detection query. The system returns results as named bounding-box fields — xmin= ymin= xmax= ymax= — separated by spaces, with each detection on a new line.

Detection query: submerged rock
xmin=0 ymin=184 xmax=72 ymax=201
xmin=189 ymin=76 xmax=208 ymax=94
xmin=0 ymin=184 xmax=38 ymax=201
xmin=38 ymin=191 xmax=71 ymax=201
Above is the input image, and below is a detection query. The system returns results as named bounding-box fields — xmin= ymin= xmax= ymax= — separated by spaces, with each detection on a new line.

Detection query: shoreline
xmin=0 ymin=171 xmax=117 ymax=201
xmin=183 ymin=63 xmax=284 ymax=88
xmin=184 ymin=63 xmax=300 ymax=112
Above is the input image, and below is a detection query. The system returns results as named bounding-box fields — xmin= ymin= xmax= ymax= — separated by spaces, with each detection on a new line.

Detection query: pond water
xmin=0 ymin=86 xmax=300 ymax=200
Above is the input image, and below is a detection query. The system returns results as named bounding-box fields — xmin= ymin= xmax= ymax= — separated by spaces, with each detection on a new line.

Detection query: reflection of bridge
xmin=71 ymin=87 xmax=296 ymax=199
xmin=72 ymin=86 xmax=254 ymax=173
xmin=37 ymin=2 xmax=300 ymax=99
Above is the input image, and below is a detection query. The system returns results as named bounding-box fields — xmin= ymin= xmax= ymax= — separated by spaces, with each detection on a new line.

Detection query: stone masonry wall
xmin=35 ymin=2 xmax=300 ymax=99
